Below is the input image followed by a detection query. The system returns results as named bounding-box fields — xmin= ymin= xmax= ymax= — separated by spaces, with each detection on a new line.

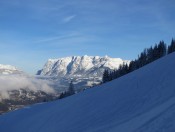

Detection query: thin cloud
xmin=34 ymin=36 xmax=65 ymax=43
xmin=62 ymin=15 xmax=76 ymax=23
xmin=34 ymin=32 xmax=81 ymax=43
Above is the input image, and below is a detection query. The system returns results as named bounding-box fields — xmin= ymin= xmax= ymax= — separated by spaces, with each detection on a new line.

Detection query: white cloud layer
xmin=0 ymin=74 xmax=55 ymax=99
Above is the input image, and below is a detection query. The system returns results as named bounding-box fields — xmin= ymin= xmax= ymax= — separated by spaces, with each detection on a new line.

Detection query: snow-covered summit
xmin=37 ymin=55 xmax=130 ymax=77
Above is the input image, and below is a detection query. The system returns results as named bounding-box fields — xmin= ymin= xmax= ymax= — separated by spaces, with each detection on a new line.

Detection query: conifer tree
xmin=168 ymin=39 xmax=175 ymax=54
xmin=147 ymin=46 xmax=154 ymax=63
xmin=158 ymin=41 xmax=166 ymax=58
xmin=68 ymin=81 xmax=75 ymax=95
xmin=102 ymin=69 xmax=109 ymax=83
xmin=102 ymin=38 xmax=174 ymax=84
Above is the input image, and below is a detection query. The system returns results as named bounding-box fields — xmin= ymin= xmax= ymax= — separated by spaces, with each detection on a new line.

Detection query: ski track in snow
xmin=107 ymin=96 xmax=175 ymax=132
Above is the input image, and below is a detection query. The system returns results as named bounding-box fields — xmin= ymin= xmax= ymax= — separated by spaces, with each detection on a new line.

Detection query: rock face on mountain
xmin=37 ymin=55 xmax=130 ymax=91
xmin=38 ymin=55 xmax=130 ymax=77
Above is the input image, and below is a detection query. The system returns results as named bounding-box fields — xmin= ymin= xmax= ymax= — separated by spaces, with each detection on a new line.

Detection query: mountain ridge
xmin=37 ymin=55 xmax=130 ymax=91
xmin=37 ymin=55 xmax=130 ymax=77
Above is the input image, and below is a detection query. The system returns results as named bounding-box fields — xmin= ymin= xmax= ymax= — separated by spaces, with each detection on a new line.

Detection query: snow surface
xmin=1 ymin=53 xmax=175 ymax=132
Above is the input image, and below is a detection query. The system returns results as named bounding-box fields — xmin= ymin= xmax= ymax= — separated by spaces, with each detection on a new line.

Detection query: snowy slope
xmin=0 ymin=53 xmax=175 ymax=132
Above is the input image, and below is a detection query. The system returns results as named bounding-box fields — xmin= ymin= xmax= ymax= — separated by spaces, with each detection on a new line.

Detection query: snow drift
xmin=0 ymin=53 xmax=175 ymax=132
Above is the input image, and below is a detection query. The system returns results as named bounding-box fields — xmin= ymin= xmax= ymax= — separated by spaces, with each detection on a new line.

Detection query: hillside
xmin=0 ymin=53 xmax=175 ymax=132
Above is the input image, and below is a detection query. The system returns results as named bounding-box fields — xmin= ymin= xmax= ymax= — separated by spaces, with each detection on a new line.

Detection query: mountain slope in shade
xmin=1 ymin=53 xmax=175 ymax=132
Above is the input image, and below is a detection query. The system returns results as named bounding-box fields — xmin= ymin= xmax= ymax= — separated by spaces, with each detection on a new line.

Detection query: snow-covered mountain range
xmin=1 ymin=51 xmax=175 ymax=132
xmin=37 ymin=55 xmax=130 ymax=90
xmin=38 ymin=55 xmax=130 ymax=77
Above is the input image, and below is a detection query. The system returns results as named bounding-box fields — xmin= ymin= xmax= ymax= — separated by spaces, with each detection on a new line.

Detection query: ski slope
xmin=1 ymin=53 xmax=175 ymax=132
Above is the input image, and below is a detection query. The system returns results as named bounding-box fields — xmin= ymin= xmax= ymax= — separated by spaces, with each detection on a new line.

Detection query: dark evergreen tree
xmin=109 ymin=71 xmax=113 ymax=81
xmin=102 ymin=38 xmax=174 ymax=84
xmin=168 ymin=39 xmax=175 ymax=54
xmin=113 ymin=69 xmax=120 ymax=79
xmin=147 ymin=46 xmax=154 ymax=63
xmin=59 ymin=81 xmax=75 ymax=99
xmin=120 ymin=63 xmax=128 ymax=76
xmin=171 ymin=39 xmax=175 ymax=53
xmin=128 ymin=60 xmax=137 ymax=72
xmin=158 ymin=41 xmax=167 ymax=58
xmin=102 ymin=69 xmax=110 ymax=83
xmin=153 ymin=44 xmax=159 ymax=60
xmin=59 ymin=91 xmax=70 ymax=99
xmin=59 ymin=92 xmax=64 ymax=99
xmin=68 ymin=81 xmax=75 ymax=95
xmin=138 ymin=49 xmax=147 ymax=67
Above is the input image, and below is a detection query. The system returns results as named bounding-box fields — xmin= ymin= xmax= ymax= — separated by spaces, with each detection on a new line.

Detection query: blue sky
xmin=0 ymin=0 xmax=175 ymax=74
